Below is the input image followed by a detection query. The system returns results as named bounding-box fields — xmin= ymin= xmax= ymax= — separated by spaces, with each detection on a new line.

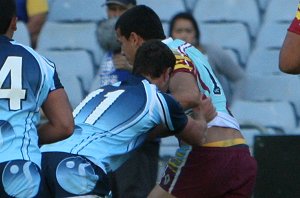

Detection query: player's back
xmin=0 ymin=36 xmax=58 ymax=166
xmin=41 ymin=75 xmax=186 ymax=172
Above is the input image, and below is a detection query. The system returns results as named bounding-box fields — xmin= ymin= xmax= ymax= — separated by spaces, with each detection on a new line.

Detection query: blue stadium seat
xmin=48 ymin=0 xmax=107 ymax=22
xmin=255 ymin=22 xmax=289 ymax=49
xmin=38 ymin=49 xmax=95 ymax=109
xmin=263 ymin=0 xmax=299 ymax=23
xmin=246 ymin=48 xmax=282 ymax=75
xmin=200 ymin=22 xmax=251 ymax=65
xmin=234 ymin=74 xmax=300 ymax=103
xmin=137 ymin=0 xmax=186 ymax=22
xmin=13 ymin=21 xmax=30 ymax=46
xmin=230 ymin=99 xmax=298 ymax=134
xmin=37 ymin=21 xmax=104 ymax=68
xmin=193 ymin=0 xmax=261 ymax=38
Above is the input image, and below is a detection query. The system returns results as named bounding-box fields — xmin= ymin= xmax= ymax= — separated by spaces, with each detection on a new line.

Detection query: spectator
xmin=90 ymin=0 xmax=136 ymax=91
xmin=0 ymin=0 xmax=74 ymax=197
xmin=279 ymin=2 xmax=300 ymax=74
xmin=104 ymin=0 xmax=136 ymax=18
xmin=16 ymin=0 xmax=48 ymax=49
xmin=90 ymin=17 xmax=132 ymax=91
xmin=41 ymin=40 xmax=209 ymax=197
xmin=169 ymin=12 xmax=245 ymax=105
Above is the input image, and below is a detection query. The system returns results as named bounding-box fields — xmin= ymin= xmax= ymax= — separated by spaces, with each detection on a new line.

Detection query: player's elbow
xmin=57 ymin=120 xmax=74 ymax=140
xmin=279 ymin=62 xmax=300 ymax=74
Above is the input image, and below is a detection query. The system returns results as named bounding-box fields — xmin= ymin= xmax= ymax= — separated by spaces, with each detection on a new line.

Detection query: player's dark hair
xmin=169 ymin=12 xmax=200 ymax=46
xmin=115 ymin=5 xmax=165 ymax=40
xmin=133 ymin=40 xmax=175 ymax=78
xmin=0 ymin=0 xmax=17 ymax=34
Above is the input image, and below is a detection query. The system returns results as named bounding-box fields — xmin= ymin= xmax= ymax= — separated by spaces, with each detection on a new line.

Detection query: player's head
xmin=133 ymin=40 xmax=175 ymax=91
xmin=115 ymin=5 xmax=165 ymax=64
xmin=103 ymin=0 xmax=136 ymax=18
xmin=115 ymin=5 xmax=165 ymax=40
xmin=0 ymin=0 xmax=17 ymax=35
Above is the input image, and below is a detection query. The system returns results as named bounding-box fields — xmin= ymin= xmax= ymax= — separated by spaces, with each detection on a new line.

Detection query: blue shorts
xmin=42 ymin=152 xmax=110 ymax=197
xmin=0 ymin=159 xmax=46 ymax=198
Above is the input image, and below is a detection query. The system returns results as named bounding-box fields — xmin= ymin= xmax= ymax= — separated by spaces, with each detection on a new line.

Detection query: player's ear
xmin=164 ymin=67 xmax=173 ymax=82
xmin=10 ymin=17 xmax=18 ymax=31
xmin=10 ymin=16 xmax=17 ymax=32
xmin=130 ymin=32 xmax=144 ymax=48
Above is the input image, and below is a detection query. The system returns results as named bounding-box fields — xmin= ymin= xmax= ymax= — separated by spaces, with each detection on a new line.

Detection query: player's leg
xmin=42 ymin=152 xmax=110 ymax=197
xmin=0 ymin=160 xmax=43 ymax=198
xmin=148 ymin=185 xmax=176 ymax=198
xmin=110 ymin=141 xmax=159 ymax=198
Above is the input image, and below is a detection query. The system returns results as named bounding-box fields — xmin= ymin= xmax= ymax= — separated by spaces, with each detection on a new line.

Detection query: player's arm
xmin=279 ymin=31 xmax=300 ymax=74
xmin=147 ymin=115 xmax=207 ymax=146
xmin=279 ymin=3 xmax=300 ymax=74
xmin=147 ymin=92 xmax=210 ymax=146
xmin=38 ymin=88 xmax=74 ymax=145
xmin=169 ymin=71 xmax=201 ymax=110
xmin=176 ymin=114 xmax=207 ymax=146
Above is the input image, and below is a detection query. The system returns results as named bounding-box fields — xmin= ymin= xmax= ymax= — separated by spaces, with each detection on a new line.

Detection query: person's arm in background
xmin=279 ymin=2 xmax=300 ymax=74
xmin=38 ymin=88 xmax=74 ymax=145
xmin=26 ymin=0 xmax=48 ymax=49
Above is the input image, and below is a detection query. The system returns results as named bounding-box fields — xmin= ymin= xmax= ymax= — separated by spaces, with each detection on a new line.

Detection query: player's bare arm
xmin=38 ymin=88 xmax=74 ymax=145
xmin=169 ymin=72 xmax=201 ymax=110
xmin=279 ymin=31 xmax=300 ymax=74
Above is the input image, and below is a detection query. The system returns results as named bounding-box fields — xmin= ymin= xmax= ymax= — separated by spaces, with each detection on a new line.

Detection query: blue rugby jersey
xmin=41 ymin=75 xmax=188 ymax=172
xmin=0 ymin=35 xmax=62 ymax=168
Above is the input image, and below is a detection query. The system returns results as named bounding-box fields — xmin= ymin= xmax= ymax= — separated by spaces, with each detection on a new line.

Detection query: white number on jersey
xmin=73 ymin=89 xmax=124 ymax=125
xmin=0 ymin=56 xmax=26 ymax=110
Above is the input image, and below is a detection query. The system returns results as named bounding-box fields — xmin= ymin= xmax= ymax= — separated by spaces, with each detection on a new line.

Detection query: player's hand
xmin=195 ymin=94 xmax=217 ymax=122
xmin=113 ymin=53 xmax=133 ymax=71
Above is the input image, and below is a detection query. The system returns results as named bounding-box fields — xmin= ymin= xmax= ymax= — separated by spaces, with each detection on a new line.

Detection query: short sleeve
xmin=27 ymin=0 xmax=48 ymax=16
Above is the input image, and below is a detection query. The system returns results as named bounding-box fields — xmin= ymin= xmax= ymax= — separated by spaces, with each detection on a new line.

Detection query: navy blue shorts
xmin=0 ymin=159 xmax=46 ymax=198
xmin=42 ymin=152 xmax=110 ymax=197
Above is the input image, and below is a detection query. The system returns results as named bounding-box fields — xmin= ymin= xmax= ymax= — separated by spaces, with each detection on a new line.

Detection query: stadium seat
xmin=256 ymin=0 xmax=271 ymax=13
xmin=162 ymin=21 xmax=170 ymax=37
xmin=254 ymin=22 xmax=289 ymax=49
xmin=263 ymin=0 xmax=299 ymax=23
xmin=13 ymin=21 xmax=30 ymax=46
xmin=37 ymin=21 xmax=104 ymax=68
xmin=245 ymin=48 xmax=282 ymax=75
xmin=137 ymin=0 xmax=186 ymax=22
xmin=48 ymin=0 xmax=107 ymax=22
xmin=230 ymin=99 xmax=298 ymax=134
xmin=159 ymin=136 xmax=179 ymax=158
xmin=200 ymin=22 xmax=251 ymax=65
xmin=193 ymin=0 xmax=261 ymax=38
xmin=234 ymin=74 xmax=300 ymax=103
xmin=38 ymin=49 xmax=95 ymax=109
xmin=183 ymin=0 xmax=198 ymax=12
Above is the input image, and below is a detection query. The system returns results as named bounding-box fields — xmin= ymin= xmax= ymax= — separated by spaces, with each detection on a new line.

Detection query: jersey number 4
xmin=0 ymin=56 xmax=26 ymax=110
